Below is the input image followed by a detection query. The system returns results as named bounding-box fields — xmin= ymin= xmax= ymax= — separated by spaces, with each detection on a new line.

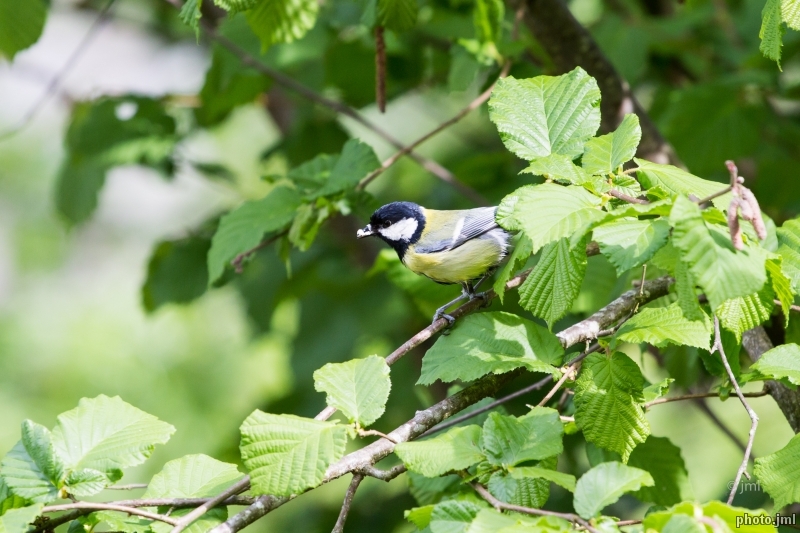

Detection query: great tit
xmin=357 ymin=201 xmax=512 ymax=323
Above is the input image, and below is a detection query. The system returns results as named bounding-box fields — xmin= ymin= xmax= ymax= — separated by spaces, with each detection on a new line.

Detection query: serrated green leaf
xmin=214 ymin=0 xmax=259 ymax=12
xmin=754 ymin=433 xmax=800 ymax=509
xmin=50 ymin=395 xmax=174 ymax=480
xmin=240 ymin=411 xmax=347 ymax=496
xmin=179 ymin=0 xmax=202 ymax=37
xmin=488 ymin=69 xmax=601 ymax=161
xmin=783 ymin=0 xmax=800 ymax=28
xmin=614 ymin=303 xmax=712 ymax=351
xmin=467 ymin=509 xmax=517 ymax=533
xmin=376 ymin=0 xmax=417 ymax=31
xmin=509 ymin=467 xmax=576 ymax=492
xmin=573 ymin=462 xmax=654 ymax=518
xmin=593 ymin=218 xmax=670 ymax=275
xmin=662 ymin=514 xmax=706 ymax=533
xmin=207 ymin=186 xmax=301 ymax=283
xmin=307 ymin=139 xmax=380 ymax=198
xmin=313 ymin=355 xmax=391 ymax=427
xmin=481 ymin=408 xmax=563 ymax=467
xmin=674 ymin=258 xmax=705 ymax=321
xmin=642 ymin=377 xmax=673 ymax=403
xmin=1 ymin=441 xmax=58 ymax=503
xmin=487 ymin=470 xmax=549 ymax=509
xmin=761 ymin=0 xmax=784 ymax=64
xmin=767 ymin=257 xmax=793 ymax=325
xmin=63 ymin=469 xmax=108 ymax=498
xmin=634 ymin=159 xmax=731 ymax=209
xmin=0 ymin=0 xmax=46 ymax=60
xmin=21 ymin=422 xmax=63 ymax=489
xmin=473 ymin=0 xmax=503 ymax=43
xmin=750 ymin=343 xmax=800 ymax=385
xmin=143 ymin=235 xmax=211 ymax=313
xmin=246 ymin=0 xmax=318 ymax=51
xmin=520 ymin=154 xmax=592 ymax=185
xmin=626 ymin=436 xmax=692 ymax=506
xmin=582 ymin=114 xmax=641 ymax=175
xmin=408 ymin=473 xmax=461 ymax=506
xmin=418 ymin=312 xmax=564 ymax=385
xmin=0 ymin=503 xmax=43 ymax=533
xmin=429 ymin=500 xmax=484 ymax=533
xmin=493 ymin=234 xmax=533 ymax=304
xmin=574 ymin=352 xmax=650 ymax=461
xmin=0 ymin=477 xmax=29 ymax=516
xmin=670 ymin=195 xmax=767 ymax=312
xmin=716 ymin=285 xmax=775 ymax=342
xmin=287 ymin=153 xmax=338 ymax=194
xmin=518 ymin=237 xmax=587 ymax=328
xmin=395 ymin=426 xmax=484 ymax=477
xmin=777 ymin=218 xmax=800 ymax=292
xmin=496 ymin=184 xmax=606 ymax=253
xmin=644 ymin=501 xmax=774 ymax=533
xmin=406 ymin=505 xmax=435 ymax=530
xmin=93 ymin=511 xmax=153 ymax=533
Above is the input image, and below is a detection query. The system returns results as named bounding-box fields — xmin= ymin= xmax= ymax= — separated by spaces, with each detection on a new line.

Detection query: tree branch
xmin=331 ymin=474 xmax=364 ymax=533
xmin=169 ymin=477 xmax=251 ymax=533
xmin=644 ymin=390 xmax=768 ymax=408
xmin=354 ymin=464 xmax=407 ymax=481
xmin=211 ymin=275 xmax=673 ymax=533
xmin=713 ymin=317 xmax=759 ymax=504
xmin=41 ymin=502 xmax=179 ymax=526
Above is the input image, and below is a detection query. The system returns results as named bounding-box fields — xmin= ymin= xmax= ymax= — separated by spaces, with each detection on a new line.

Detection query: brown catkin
xmin=728 ymin=197 xmax=744 ymax=250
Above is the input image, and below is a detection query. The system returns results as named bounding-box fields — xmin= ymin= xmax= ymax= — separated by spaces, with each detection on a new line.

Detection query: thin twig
xmin=713 ymin=317 xmax=759 ymax=504
xmin=106 ymin=484 xmax=148 ymax=490
xmin=695 ymin=185 xmax=733 ymax=206
xmin=774 ymin=300 xmax=800 ymax=313
xmin=354 ymin=464 xmax=407 ymax=481
xmin=536 ymin=363 xmax=578 ymax=407
xmin=357 ymin=429 xmax=397 ymax=443
xmin=608 ymin=189 xmax=649 ymax=204
xmin=374 ymin=27 xmax=386 ymax=113
xmin=230 ymin=231 xmax=285 ymax=272
xmin=471 ymin=482 xmax=600 ymax=533
xmin=331 ymin=474 xmax=364 ymax=533
xmin=0 ymin=0 xmax=117 ymax=141
xmin=169 ymin=477 xmax=251 ymax=533
xmin=42 ymin=502 xmax=178 ymax=526
xmin=645 ymin=390 xmax=768 ymax=409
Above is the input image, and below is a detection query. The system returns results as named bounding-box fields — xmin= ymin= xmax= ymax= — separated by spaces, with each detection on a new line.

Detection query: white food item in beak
xmin=357 ymin=225 xmax=374 ymax=238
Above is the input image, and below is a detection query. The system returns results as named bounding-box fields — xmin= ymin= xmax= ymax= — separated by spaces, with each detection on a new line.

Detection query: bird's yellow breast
xmin=403 ymin=236 xmax=504 ymax=284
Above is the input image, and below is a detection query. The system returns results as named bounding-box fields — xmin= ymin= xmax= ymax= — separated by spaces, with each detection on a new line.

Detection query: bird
xmin=357 ymin=201 xmax=512 ymax=324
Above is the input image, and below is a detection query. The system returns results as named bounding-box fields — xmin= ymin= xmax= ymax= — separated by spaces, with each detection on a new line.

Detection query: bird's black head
xmin=356 ymin=202 xmax=425 ymax=257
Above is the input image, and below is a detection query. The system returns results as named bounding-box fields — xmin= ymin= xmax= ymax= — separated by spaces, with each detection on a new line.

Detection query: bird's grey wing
xmin=417 ymin=207 xmax=501 ymax=253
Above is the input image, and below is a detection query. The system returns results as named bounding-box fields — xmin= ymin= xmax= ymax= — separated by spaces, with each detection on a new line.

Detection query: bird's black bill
xmin=356 ymin=225 xmax=374 ymax=239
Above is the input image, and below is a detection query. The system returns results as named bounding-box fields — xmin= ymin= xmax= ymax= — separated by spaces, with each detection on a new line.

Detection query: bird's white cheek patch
xmin=379 ymin=218 xmax=418 ymax=241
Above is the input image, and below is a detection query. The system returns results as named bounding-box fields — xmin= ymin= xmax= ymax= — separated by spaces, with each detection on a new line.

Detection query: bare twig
xmin=331 ymin=474 xmax=364 ymax=533
xmin=230 ymin=231 xmax=286 ymax=273
xmin=42 ymin=502 xmax=178 ymax=526
xmin=375 ymin=27 xmax=386 ymax=113
xmin=354 ymin=464 xmax=407 ymax=481
xmin=536 ymin=363 xmax=578 ymax=407
xmin=357 ymin=429 xmax=397 ymax=443
xmin=0 ymin=0 xmax=116 ymax=141
xmin=169 ymin=477 xmax=251 ymax=533
xmin=713 ymin=317 xmax=759 ymax=504
xmin=645 ymin=390 xmax=768 ymax=408
xmin=106 ymin=484 xmax=148 ymax=490
xmin=471 ymin=482 xmax=600 ymax=533
xmin=608 ymin=189 xmax=649 ymax=204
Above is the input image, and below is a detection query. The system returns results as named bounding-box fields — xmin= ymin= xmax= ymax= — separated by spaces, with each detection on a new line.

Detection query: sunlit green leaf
xmin=581 ymin=114 xmax=641 ymax=175
xmin=573 ymin=462 xmax=654 ymax=518
xmin=760 ymin=0 xmax=784 ymax=65
xmin=509 ymin=466 xmax=576 ymax=492
xmin=750 ymin=343 xmax=800 ymax=385
xmin=429 ymin=500 xmax=483 ymax=533
xmin=593 ymin=217 xmax=670 ymax=275
xmin=395 ymin=426 xmax=484 ymax=477
xmin=614 ymin=303 xmax=712 ymax=351
xmin=754 ymin=433 xmax=800 ymax=509
xmin=246 ymin=0 xmax=318 ymax=51
xmin=314 ymin=355 xmax=391 ymax=427
xmin=634 ymin=159 xmax=731 ymax=209
xmin=481 ymin=408 xmax=563 ymax=467
xmin=0 ymin=503 xmax=43 ymax=533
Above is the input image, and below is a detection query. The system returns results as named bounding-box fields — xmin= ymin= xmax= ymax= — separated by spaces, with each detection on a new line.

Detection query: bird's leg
xmin=432 ymin=284 xmax=471 ymax=326
xmin=466 ymin=269 xmax=496 ymax=308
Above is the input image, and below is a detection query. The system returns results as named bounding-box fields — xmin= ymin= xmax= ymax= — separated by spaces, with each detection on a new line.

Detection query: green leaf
xmin=50 ymin=395 xmax=174 ymax=480
xmin=55 ymin=157 xmax=107 ymax=226
xmin=777 ymin=218 xmax=800 ymax=292
xmin=394 ymin=425 xmax=485 ymax=477
xmin=661 ymin=514 xmax=706 ymax=533
xmin=783 ymin=0 xmax=800 ymax=28
xmin=574 ymin=352 xmax=650 ymax=461
xmin=754 ymin=433 xmax=800 ymax=509
xmin=581 ymin=114 xmax=641 ymax=176
xmin=142 ymin=235 xmax=211 ymax=313
xmin=313 ymin=355 xmax=391 ymax=427
xmin=0 ymin=478 xmax=29 ymax=516
xmin=487 ymin=470 xmax=549 ymax=509
xmin=767 ymin=257 xmax=794 ymax=325
xmin=376 ymin=0 xmax=417 ymax=32
xmin=429 ymin=500 xmax=483 ymax=533
xmin=716 ymin=285 xmax=775 ymax=342
xmin=644 ymin=502 xmax=775 ymax=533
xmin=240 ymin=411 xmax=348 ymax=496
xmin=670 ymin=195 xmax=767 ymax=312
xmin=488 ymin=69 xmax=601 ymax=161
xmin=626 ymin=436 xmax=693 ymax=506
xmin=0 ymin=504 xmax=43 ymax=533
xmin=642 ymin=377 xmax=673 ymax=403
xmin=518 ymin=237 xmax=587 ymax=328
xmin=593 ymin=218 xmax=670 ymax=275
xmin=306 ymin=139 xmax=380 ymax=199
xmin=520 ymin=154 xmax=592 ymax=185
xmin=405 ymin=505 xmax=435 ymax=530
xmin=418 ymin=312 xmax=564 ymax=385
xmin=143 ymin=455 xmax=243 ymax=533
xmin=0 ymin=0 xmax=46 ymax=60
xmin=408 ymin=473 xmax=461 ymax=505
xmin=496 ymin=183 xmax=606 ymax=253
xmin=473 ymin=0 xmax=503 ymax=43
xmin=509 ymin=467 xmax=576 ymax=492
xmin=760 ymin=0 xmax=784 ymax=65
xmin=207 ymin=186 xmax=302 ymax=284
xmin=634 ymin=159 xmax=731 ymax=209
xmin=179 ymin=0 xmax=202 ymax=37
xmin=246 ymin=0 xmax=318 ymax=51
xmin=20 ymin=422 xmax=63 ymax=489
xmin=215 ymin=0 xmax=259 ymax=12
xmin=573 ymin=462 xmax=654 ymax=518
xmin=481 ymin=408 xmax=563 ymax=467
xmin=1 ymin=441 xmax=58 ymax=503
xmin=493 ymin=234 xmax=533 ymax=304
xmin=750 ymin=343 xmax=800 ymax=385
xmin=63 ymin=469 xmax=108 ymax=498
xmin=674 ymin=258 xmax=705 ymax=321
xmin=614 ymin=303 xmax=712 ymax=351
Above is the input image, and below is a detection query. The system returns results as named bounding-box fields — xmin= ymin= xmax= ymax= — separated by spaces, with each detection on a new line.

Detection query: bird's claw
xmin=470 ymin=291 xmax=490 ymax=308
